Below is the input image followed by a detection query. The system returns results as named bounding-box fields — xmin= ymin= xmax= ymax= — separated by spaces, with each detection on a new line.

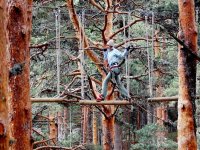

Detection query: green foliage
xmin=60 ymin=128 xmax=81 ymax=147
xmin=163 ymin=77 xmax=178 ymax=96
xmin=131 ymin=124 xmax=177 ymax=150
xmin=84 ymin=144 xmax=102 ymax=150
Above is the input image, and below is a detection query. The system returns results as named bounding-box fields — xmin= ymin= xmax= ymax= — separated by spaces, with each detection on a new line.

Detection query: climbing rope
xmin=79 ymin=10 xmax=85 ymax=100
xmin=145 ymin=15 xmax=153 ymax=97
xmin=55 ymin=8 xmax=61 ymax=96
xmin=123 ymin=13 xmax=131 ymax=96
xmin=126 ymin=12 xmax=131 ymax=95
xmin=69 ymin=104 xmax=72 ymax=148
xmin=151 ymin=12 xmax=154 ymax=93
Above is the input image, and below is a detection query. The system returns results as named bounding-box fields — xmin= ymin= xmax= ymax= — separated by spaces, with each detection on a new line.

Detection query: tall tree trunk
xmin=66 ymin=0 xmax=117 ymax=149
xmin=154 ymin=29 xmax=167 ymax=149
xmin=154 ymin=30 xmax=164 ymax=124
xmin=93 ymin=108 xmax=98 ymax=145
xmin=102 ymin=112 xmax=115 ymax=150
xmin=49 ymin=115 xmax=58 ymax=145
xmin=63 ymin=107 xmax=68 ymax=138
xmin=178 ymin=0 xmax=197 ymax=149
xmin=101 ymin=1 xmax=116 ymax=149
xmin=0 ymin=1 xmax=10 ymax=149
xmin=114 ymin=122 xmax=122 ymax=150
xmin=7 ymin=0 xmax=33 ymax=149
xmin=82 ymin=106 xmax=89 ymax=143
xmin=137 ymin=107 xmax=141 ymax=129
xmin=57 ymin=112 xmax=64 ymax=142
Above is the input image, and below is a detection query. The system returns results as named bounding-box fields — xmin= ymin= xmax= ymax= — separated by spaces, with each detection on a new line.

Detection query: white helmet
xmin=106 ymin=39 xmax=114 ymax=47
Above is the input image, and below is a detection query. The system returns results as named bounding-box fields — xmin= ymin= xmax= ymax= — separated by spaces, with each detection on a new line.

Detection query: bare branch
xmin=110 ymin=19 xmax=143 ymax=39
xmin=89 ymin=0 xmax=105 ymax=12
xmin=66 ymin=0 xmax=103 ymax=75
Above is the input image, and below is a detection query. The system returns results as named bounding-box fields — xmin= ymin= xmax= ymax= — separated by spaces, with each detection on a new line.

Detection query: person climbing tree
xmin=96 ymin=39 xmax=131 ymax=102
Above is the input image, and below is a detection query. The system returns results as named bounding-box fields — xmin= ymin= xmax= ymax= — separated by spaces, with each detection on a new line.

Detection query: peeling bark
xmin=92 ymin=108 xmax=98 ymax=145
xmin=49 ymin=115 xmax=58 ymax=145
xmin=0 ymin=0 xmax=10 ymax=149
xmin=7 ymin=0 xmax=33 ymax=149
xmin=178 ymin=0 xmax=198 ymax=149
xmin=82 ymin=106 xmax=89 ymax=143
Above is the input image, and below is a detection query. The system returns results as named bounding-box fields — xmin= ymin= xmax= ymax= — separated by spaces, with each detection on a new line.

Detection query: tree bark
xmin=7 ymin=0 xmax=33 ymax=149
xmin=82 ymin=106 xmax=89 ymax=143
xmin=49 ymin=115 xmax=58 ymax=145
xmin=66 ymin=1 xmax=115 ymax=149
xmin=93 ymin=108 xmax=98 ymax=145
xmin=154 ymin=30 xmax=165 ymax=125
xmin=63 ymin=107 xmax=68 ymax=138
xmin=57 ymin=112 xmax=64 ymax=142
xmin=114 ymin=122 xmax=122 ymax=150
xmin=0 ymin=1 xmax=10 ymax=149
xmin=178 ymin=0 xmax=198 ymax=149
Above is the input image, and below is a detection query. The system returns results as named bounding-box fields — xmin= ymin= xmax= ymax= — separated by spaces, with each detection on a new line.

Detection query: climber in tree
xmin=96 ymin=39 xmax=131 ymax=102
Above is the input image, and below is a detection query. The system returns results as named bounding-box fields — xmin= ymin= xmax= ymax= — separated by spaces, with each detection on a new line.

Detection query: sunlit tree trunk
xmin=49 ymin=115 xmax=58 ymax=145
xmin=66 ymin=0 xmax=117 ymax=149
xmin=178 ymin=0 xmax=197 ymax=149
xmin=101 ymin=1 xmax=116 ymax=149
xmin=7 ymin=0 xmax=33 ymax=149
xmin=0 ymin=1 xmax=10 ymax=149
xmin=93 ymin=108 xmax=98 ymax=145
xmin=82 ymin=106 xmax=89 ymax=143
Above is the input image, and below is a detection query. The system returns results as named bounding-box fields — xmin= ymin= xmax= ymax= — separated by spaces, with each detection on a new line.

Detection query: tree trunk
xmin=93 ymin=108 xmax=98 ymax=145
xmin=114 ymin=122 xmax=122 ymax=150
xmin=66 ymin=0 xmax=117 ymax=149
xmin=82 ymin=106 xmax=89 ymax=143
xmin=154 ymin=30 xmax=164 ymax=125
xmin=102 ymin=111 xmax=115 ymax=150
xmin=63 ymin=107 xmax=68 ymax=138
xmin=49 ymin=115 xmax=58 ymax=145
xmin=137 ymin=107 xmax=141 ymax=129
xmin=154 ymin=29 xmax=167 ymax=149
xmin=0 ymin=1 xmax=10 ymax=149
xmin=178 ymin=0 xmax=198 ymax=149
xmin=7 ymin=0 xmax=33 ymax=149
xmin=57 ymin=112 xmax=64 ymax=142
xmin=101 ymin=1 xmax=116 ymax=149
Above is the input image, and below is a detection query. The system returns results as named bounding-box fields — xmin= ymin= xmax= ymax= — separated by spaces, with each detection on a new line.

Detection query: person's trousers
xmin=101 ymin=67 xmax=130 ymax=99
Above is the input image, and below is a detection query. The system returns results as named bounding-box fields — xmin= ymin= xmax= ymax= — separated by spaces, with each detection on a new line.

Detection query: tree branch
xmin=89 ymin=0 xmax=104 ymax=12
xmin=110 ymin=19 xmax=143 ymax=39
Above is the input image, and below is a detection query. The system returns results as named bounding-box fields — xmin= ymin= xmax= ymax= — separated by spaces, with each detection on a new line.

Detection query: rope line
xmin=55 ymin=9 xmax=61 ymax=96
xmin=125 ymin=12 xmax=131 ymax=95
xmin=69 ymin=104 xmax=72 ymax=148
xmin=145 ymin=16 xmax=153 ymax=97
xmin=151 ymin=12 xmax=154 ymax=96
xmin=79 ymin=10 xmax=85 ymax=100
